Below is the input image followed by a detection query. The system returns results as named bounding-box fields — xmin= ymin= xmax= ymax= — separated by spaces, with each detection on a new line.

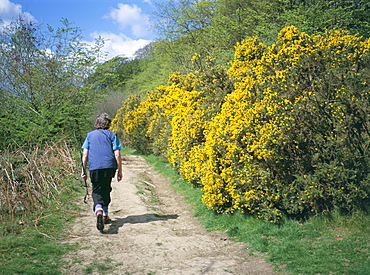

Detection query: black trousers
xmin=89 ymin=168 xmax=116 ymax=212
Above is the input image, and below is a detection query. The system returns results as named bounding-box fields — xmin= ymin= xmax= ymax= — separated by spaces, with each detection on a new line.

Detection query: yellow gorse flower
xmin=114 ymin=26 xmax=370 ymax=223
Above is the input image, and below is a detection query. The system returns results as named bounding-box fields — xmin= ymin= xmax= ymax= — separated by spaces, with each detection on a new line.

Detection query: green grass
xmin=83 ymin=257 xmax=114 ymax=274
xmin=142 ymin=152 xmax=370 ymax=275
xmin=0 ymin=179 xmax=83 ymax=275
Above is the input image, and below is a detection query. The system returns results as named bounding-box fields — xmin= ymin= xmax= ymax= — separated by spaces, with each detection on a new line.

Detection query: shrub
xmin=111 ymin=94 xmax=142 ymax=148
xmin=201 ymin=27 xmax=370 ymax=222
xmin=115 ymin=26 xmax=370 ymax=223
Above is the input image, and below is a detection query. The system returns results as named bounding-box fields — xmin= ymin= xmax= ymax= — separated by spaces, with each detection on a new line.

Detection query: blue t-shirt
xmin=81 ymin=129 xmax=122 ymax=171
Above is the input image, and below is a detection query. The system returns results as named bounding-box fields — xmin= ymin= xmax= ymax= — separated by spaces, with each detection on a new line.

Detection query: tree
xmin=150 ymin=0 xmax=370 ymax=74
xmin=0 ymin=17 xmax=105 ymax=148
xmin=86 ymin=44 xmax=170 ymax=118
xmin=281 ymin=0 xmax=370 ymax=37
xmin=210 ymin=0 xmax=284 ymax=45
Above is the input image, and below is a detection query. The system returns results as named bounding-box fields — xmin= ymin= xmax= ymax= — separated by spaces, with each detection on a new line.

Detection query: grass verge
xmin=141 ymin=152 xmax=370 ymax=275
xmin=0 ymin=178 xmax=83 ymax=275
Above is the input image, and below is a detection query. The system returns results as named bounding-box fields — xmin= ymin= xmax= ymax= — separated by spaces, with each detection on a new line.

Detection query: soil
xmin=61 ymin=154 xmax=276 ymax=275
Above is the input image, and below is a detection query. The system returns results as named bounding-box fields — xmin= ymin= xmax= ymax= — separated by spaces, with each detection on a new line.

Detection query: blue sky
xmin=0 ymin=0 xmax=158 ymax=59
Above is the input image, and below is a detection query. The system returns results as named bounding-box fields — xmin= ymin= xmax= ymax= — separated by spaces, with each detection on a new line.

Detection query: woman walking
xmin=81 ymin=113 xmax=122 ymax=231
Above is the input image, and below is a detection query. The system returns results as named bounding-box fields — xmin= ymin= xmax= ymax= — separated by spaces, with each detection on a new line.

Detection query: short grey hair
xmin=94 ymin=113 xmax=111 ymax=129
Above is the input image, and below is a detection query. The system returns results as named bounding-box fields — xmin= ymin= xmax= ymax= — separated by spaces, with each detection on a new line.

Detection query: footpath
xmin=61 ymin=154 xmax=276 ymax=274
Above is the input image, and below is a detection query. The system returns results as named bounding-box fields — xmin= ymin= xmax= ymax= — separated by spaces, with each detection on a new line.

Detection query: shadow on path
xmin=104 ymin=213 xmax=179 ymax=234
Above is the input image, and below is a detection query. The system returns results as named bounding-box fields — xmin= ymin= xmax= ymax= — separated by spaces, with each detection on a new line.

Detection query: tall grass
xmin=0 ymin=141 xmax=83 ymax=274
xmin=142 ymin=152 xmax=370 ymax=275
xmin=0 ymin=140 xmax=78 ymax=222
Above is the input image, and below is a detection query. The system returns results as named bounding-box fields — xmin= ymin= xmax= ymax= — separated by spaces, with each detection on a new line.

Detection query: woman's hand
xmin=117 ymin=170 xmax=123 ymax=182
xmin=81 ymin=171 xmax=87 ymax=181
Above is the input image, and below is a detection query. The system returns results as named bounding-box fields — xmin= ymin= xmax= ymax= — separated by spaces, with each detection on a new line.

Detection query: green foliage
xmin=87 ymin=56 xmax=149 ymax=90
xmin=282 ymin=0 xmax=370 ymax=38
xmin=150 ymin=0 xmax=370 ymax=74
xmin=152 ymin=0 xmax=223 ymax=69
xmin=124 ymin=43 xmax=174 ymax=94
xmin=0 ymin=17 xmax=105 ymax=148
xmin=88 ymin=42 xmax=172 ymax=120
xmin=211 ymin=0 xmax=284 ymax=45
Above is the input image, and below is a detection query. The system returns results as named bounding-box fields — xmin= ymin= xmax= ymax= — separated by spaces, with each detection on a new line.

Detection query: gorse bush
xmin=113 ymin=26 xmax=370 ymax=223
xmin=111 ymin=94 xmax=143 ymax=148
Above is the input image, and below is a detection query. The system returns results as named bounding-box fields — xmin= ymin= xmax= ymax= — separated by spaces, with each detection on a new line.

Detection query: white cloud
xmin=104 ymin=3 xmax=150 ymax=37
xmin=0 ymin=0 xmax=36 ymax=26
xmin=89 ymin=31 xmax=151 ymax=60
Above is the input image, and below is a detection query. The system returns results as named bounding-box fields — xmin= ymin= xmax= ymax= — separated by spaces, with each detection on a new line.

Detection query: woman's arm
xmin=114 ymin=149 xmax=122 ymax=181
xmin=81 ymin=148 xmax=89 ymax=181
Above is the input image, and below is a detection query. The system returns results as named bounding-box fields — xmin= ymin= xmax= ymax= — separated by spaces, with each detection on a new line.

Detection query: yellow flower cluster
xmin=114 ymin=26 xmax=370 ymax=223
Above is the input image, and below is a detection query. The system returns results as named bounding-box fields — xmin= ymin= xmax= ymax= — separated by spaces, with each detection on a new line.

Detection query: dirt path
xmin=61 ymin=154 xmax=276 ymax=274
